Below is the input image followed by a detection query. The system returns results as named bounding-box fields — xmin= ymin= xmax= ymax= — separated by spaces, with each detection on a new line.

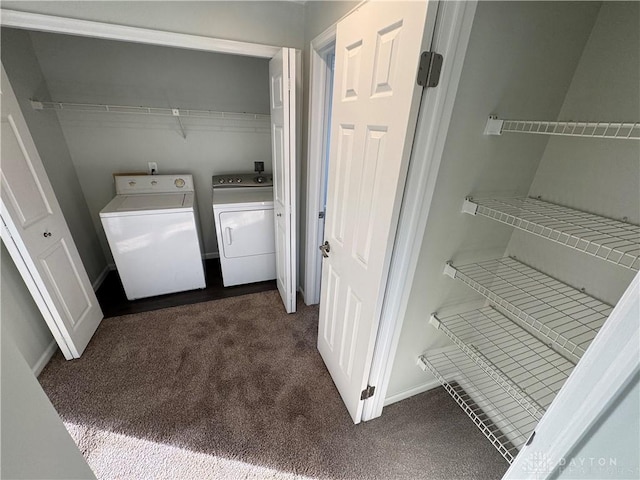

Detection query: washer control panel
xmin=115 ymin=174 xmax=194 ymax=194
xmin=212 ymin=173 xmax=273 ymax=188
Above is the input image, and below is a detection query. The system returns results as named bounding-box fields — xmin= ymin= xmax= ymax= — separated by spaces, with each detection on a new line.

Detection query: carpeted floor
xmin=39 ymin=290 xmax=508 ymax=480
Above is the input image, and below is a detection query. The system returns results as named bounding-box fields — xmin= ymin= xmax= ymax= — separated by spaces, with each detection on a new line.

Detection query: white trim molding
xmin=303 ymin=24 xmax=336 ymax=306
xmin=91 ymin=265 xmax=112 ymax=292
xmin=0 ymin=9 xmax=281 ymax=58
xmin=383 ymin=379 xmax=441 ymax=407
xmin=362 ymin=0 xmax=479 ymax=422
xmin=32 ymin=340 xmax=58 ymax=376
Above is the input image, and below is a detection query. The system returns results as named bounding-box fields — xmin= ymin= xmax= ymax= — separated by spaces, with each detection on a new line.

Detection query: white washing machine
xmin=212 ymin=173 xmax=276 ymax=286
xmin=100 ymin=174 xmax=206 ymax=300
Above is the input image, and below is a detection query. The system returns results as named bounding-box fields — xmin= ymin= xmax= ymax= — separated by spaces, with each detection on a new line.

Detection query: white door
xmin=317 ymin=1 xmax=430 ymax=423
xmin=269 ymin=48 xmax=297 ymax=314
xmin=0 ymin=65 xmax=103 ymax=360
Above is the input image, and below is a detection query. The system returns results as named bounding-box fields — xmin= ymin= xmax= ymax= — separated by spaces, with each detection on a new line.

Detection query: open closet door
xmin=317 ymin=1 xmax=431 ymax=423
xmin=269 ymin=48 xmax=297 ymax=314
xmin=0 ymin=65 xmax=103 ymax=360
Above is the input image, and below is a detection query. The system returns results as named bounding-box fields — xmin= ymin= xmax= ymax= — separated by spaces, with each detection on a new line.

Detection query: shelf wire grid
xmin=32 ymin=100 xmax=271 ymax=122
xmin=419 ymin=350 xmax=537 ymax=463
xmin=467 ymin=197 xmax=640 ymax=270
xmin=432 ymin=307 xmax=575 ymax=420
xmin=501 ymin=120 xmax=640 ymax=140
xmin=449 ymin=257 xmax=612 ymax=362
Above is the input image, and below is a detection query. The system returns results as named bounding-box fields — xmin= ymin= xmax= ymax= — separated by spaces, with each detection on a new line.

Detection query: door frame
xmin=303 ymin=0 xmax=478 ymax=421
xmin=0 ymin=8 xmax=298 ymax=310
xmin=357 ymin=0 xmax=478 ymax=421
xmin=303 ymin=25 xmax=337 ymax=306
xmin=0 ymin=9 xmax=280 ymax=58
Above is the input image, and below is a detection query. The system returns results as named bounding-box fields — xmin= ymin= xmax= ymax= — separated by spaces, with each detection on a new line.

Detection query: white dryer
xmin=212 ymin=173 xmax=276 ymax=286
xmin=100 ymin=174 xmax=205 ymax=300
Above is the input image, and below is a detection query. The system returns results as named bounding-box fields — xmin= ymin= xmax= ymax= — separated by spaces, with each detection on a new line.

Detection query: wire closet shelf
xmin=30 ymin=100 xmax=271 ymax=139
xmin=430 ymin=306 xmax=576 ymax=421
xmin=484 ymin=116 xmax=640 ymax=140
xmin=443 ymin=257 xmax=612 ymax=362
xmin=463 ymin=197 xmax=640 ymax=271
xmin=418 ymin=350 xmax=537 ymax=464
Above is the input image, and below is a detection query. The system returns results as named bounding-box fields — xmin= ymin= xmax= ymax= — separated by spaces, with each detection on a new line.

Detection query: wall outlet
xmin=148 ymin=162 xmax=158 ymax=175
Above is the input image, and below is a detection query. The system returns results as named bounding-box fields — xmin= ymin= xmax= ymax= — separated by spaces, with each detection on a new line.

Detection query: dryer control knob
xmin=218 ymin=179 xmax=225 ymax=184
xmin=174 ymin=178 xmax=186 ymax=188
xmin=236 ymin=178 xmax=242 ymax=183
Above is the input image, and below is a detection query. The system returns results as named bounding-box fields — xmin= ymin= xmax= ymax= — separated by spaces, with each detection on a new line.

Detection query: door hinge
xmin=361 ymin=385 xmax=376 ymax=400
xmin=318 ymin=211 xmax=325 ymax=219
xmin=417 ymin=51 xmax=443 ymax=88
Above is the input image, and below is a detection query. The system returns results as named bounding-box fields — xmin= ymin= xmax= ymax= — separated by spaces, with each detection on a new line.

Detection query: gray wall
xmin=508 ymin=1 xmax=639 ymax=306
xmin=26 ymin=31 xmax=272 ymax=261
xmin=1 ymin=326 xmax=95 ymax=479
xmin=386 ymin=1 xmax=602 ymax=399
xmin=1 ymin=244 xmax=55 ymax=373
xmin=1 ymin=28 xmax=107 ymax=283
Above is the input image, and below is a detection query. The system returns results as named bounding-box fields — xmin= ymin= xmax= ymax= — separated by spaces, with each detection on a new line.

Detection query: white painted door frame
xmin=360 ymin=0 xmax=479 ymax=421
xmin=0 ymin=8 xmax=300 ymax=312
xmin=304 ymin=1 xmax=478 ymax=421
xmin=304 ymin=25 xmax=337 ymax=306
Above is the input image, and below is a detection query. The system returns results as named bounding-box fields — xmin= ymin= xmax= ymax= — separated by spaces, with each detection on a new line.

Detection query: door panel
xmin=269 ymin=48 xmax=297 ymax=314
xmin=40 ymin=240 xmax=92 ymax=325
xmin=317 ymin=1 xmax=430 ymax=423
xmin=1 ymin=65 xmax=103 ymax=359
xmin=0 ymin=121 xmax=53 ymax=227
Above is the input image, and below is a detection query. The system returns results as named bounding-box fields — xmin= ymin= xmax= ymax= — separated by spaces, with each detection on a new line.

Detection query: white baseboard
xmin=383 ymin=379 xmax=442 ymax=407
xmin=32 ymin=340 xmax=58 ymax=376
xmin=91 ymin=264 xmax=113 ymax=292
xmin=203 ymin=252 xmax=220 ymax=260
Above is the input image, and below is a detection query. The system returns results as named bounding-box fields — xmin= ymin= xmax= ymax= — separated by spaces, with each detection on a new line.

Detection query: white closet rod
xmin=30 ymin=100 xmax=270 ymax=121
xmin=484 ymin=116 xmax=640 ymax=140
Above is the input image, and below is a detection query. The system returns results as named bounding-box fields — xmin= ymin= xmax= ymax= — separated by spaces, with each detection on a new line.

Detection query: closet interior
xmin=391 ymin=1 xmax=639 ymax=464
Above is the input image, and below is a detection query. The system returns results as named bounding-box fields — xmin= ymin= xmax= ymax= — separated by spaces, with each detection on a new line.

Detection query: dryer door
xmin=218 ymin=208 xmax=275 ymax=258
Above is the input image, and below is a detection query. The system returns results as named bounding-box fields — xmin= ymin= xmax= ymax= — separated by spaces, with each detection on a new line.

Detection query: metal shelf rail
xmin=430 ymin=307 xmax=575 ymax=421
xmin=484 ymin=116 xmax=640 ymax=140
xmin=463 ymin=197 xmax=640 ymax=270
xmin=418 ymin=350 xmax=537 ymax=464
xmin=443 ymin=257 xmax=612 ymax=362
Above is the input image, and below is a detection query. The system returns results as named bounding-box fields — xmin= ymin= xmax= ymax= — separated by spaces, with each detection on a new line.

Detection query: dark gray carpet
xmin=39 ymin=290 xmax=508 ymax=479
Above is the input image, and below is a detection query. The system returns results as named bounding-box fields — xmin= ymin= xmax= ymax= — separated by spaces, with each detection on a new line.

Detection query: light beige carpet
xmin=39 ymin=290 xmax=508 ymax=479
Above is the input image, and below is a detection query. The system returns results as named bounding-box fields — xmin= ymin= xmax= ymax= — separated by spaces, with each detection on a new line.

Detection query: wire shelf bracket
xmin=483 ymin=115 xmax=640 ymax=140
xmin=463 ymin=197 xmax=640 ymax=270
xmin=443 ymin=257 xmax=612 ymax=362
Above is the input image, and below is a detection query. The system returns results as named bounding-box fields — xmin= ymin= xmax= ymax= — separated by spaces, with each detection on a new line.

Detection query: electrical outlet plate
xmin=148 ymin=162 xmax=158 ymax=174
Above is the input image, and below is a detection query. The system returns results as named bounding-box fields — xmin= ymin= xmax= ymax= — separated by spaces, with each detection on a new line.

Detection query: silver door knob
xmin=43 ymin=231 xmax=52 ymax=238
xmin=319 ymin=241 xmax=330 ymax=258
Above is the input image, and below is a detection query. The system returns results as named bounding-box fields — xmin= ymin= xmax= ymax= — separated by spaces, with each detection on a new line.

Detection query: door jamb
xmin=304 ymin=25 xmax=336 ymax=306
xmin=362 ymin=0 xmax=479 ymax=421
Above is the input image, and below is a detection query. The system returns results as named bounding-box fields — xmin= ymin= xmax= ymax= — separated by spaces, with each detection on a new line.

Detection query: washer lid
xmin=100 ymin=192 xmax=194 ymax=217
